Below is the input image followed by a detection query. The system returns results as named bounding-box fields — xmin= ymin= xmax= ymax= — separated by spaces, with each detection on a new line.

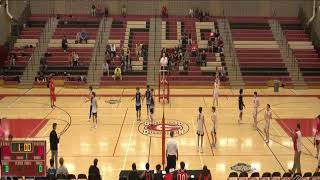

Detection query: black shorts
xmin=92 ymin=112 xmax=97 ymax=117
xmin=150 ymin=108 xmax=154 ymax=114
xmin=239 ymin=106 xmax=243 ymax=111
xmin=136 ymin=105 xmax=141 ymax=111
xmin=197 ymin=131 xmax=204 ymax=136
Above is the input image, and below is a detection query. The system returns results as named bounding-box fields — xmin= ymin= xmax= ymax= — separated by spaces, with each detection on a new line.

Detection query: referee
xmin=166 ymin=131 xmax=178 ymax=170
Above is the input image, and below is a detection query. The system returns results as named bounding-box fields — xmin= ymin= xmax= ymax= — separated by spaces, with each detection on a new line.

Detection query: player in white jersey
xmin=211 ymin=106 xmax=217 ymax=148
xmin=252 ymin=92 xmax=260 ymax=129
xmin=264 ymin=104 xmax=272 ymax=143
xmin=197 ymin=107 xmax=205 ymax=153
xmin=213 ymin=77 xmax=220 ymax=107
xmin=91 ymin=92 xmax=98 ymax=129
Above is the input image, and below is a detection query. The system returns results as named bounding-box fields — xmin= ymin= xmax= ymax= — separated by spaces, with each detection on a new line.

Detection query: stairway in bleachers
xmin=279 ymin=17 xmax=320 ymax=87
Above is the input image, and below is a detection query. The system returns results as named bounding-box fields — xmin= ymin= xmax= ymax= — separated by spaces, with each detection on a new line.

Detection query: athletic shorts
xmin=136 ymin=105 xmax=141 ymax=111
xmin=197 ymin=130 xmax=204 ymax=136
xmin=211 ymin=128 xmax=216 ymax=134
xmin=150 ymin=108 xmax=154 ymax=114
xmin=92 ymin=112 xmax=97 ymax=117
xmin=253 ymin=108 xmax=258 ymax=117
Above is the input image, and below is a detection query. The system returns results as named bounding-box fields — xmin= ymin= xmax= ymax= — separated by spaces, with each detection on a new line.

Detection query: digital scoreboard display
xmin=0 ymin=141 xmax=46 ymax=177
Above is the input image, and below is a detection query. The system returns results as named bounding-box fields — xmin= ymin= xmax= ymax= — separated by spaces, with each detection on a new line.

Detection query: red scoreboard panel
xmin=0 ymin=141 xmax=46 ymax=177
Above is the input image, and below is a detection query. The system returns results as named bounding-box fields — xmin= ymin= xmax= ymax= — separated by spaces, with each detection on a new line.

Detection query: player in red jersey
xmin=164 ymin=168 xmax=174 ymax=180
xmin=49 ymin=78 xmax=56 ymax=108
xmin=177 ymin=161 xmax=188 ymax=180
xmin=314 ymin=115 xmax=320 ymax=158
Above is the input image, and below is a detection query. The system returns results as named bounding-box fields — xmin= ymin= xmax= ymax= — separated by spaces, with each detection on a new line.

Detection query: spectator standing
xmin=289 ymin=123 xmax=302 ymax=174
xmin=88 ymin=159 xmax=101 ymax=180
xmin=47 ymin=158 xmax=56 ymax=180
xmin=91 ymin=3 xmax=96 ymax=16
xmin=61 ymin=35 xmax=68 ymax=52
xmin=122 ymin=5 xmax=127 ymax=18
xmin=56 ymin=157 xmax=69 ymax=177
xmin=102 ymin=60 xmax=109 ymax=76
xmin=200 ymin=50 xmax=207 ymax=66
xmin=166 ymin=131 xmax=178 ymax=170
xmin=50 ymin=123 xmax=59 ymax=169
xmin=128 ymin=163 xmax=139 ymax=180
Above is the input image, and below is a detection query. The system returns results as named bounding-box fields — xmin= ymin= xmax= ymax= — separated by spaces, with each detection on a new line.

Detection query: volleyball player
xmin=238 ymin=89 xmax=245 ymax=124
xmin=132 ymin=87 xmax=142 ymax=121
xmin=252 ymin=92 xmax=260 ymax=129
xmin=197 ymin=107 xmax=205 ymax=153
xmin=143 ymin=85 xmax=152 ymax=119
xmin=91 ymin=92 xmax=98 ymax=129
xmin=213 ymin=77 xmax=220 ymax=107
xmin=314 ymin=115 xmax=320 ymax=158
xmin=49 ymin=77 xmax=56 ymax=108
xmin=264 ymin=104 xmax=272 ymax=143
xmin=211 ymin=106 xmax=217 ymax=148
xmin=87 ymin=86 xmax=94 ymax=121
xmin=149 ymin=88 xmax=155 ymax=124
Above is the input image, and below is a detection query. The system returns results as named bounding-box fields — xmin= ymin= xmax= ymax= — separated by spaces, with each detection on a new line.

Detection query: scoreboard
xmin=0 ymin=141 xmax=46 ymax=177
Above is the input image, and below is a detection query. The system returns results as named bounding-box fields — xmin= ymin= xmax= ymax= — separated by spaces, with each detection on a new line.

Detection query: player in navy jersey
xmin=177 ymin=161 xmax=188 ymax=180
xmin=143 ymin=85 xmax=152 ymax=119
xmin=238 ymin=88 xmax=245 ymax=124
xmin=132 ymin=87 xmax=142 ymax=121
xmin=149 ymin=88 xmax=155 ymax=123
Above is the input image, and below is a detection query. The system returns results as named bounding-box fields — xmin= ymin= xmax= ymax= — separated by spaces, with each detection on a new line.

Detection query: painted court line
xmin=113 ymin=108 xmax=128 ymax=156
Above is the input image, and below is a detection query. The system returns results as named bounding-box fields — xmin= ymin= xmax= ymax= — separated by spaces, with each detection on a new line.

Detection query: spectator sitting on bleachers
xmin=56 ymin=157 xmax=69 ymax=177
xmin=47 ymin=158 xmax=56 ymax=180
xmin=121 ymin=5 xmax=127 ymax=18
xmin=161 ymin=5 xmax=168 ymax=18
xmin=128 ymin=163 xmax=139 ymax=180
xmin=188 ymin=33 xmax=192 ymax=45
xmin=113 ymin=67 xmax=122 ymax=81
xmin=72 ymin=51 xmax=79 ymax=68
xmin=140 ymin=162 xmax=153 ymax=180
xmin=200 ymin=50 xmax=207 ymax=67
xmin=79 ymin=29 xmax=88 ymax=44
xmin=154 ymin=164 xmax=164 ymax=180
xmin=189 ymin=8 xmax=194 ymax=18
xmin=198 ymin=165 xmax=212 ymax=180
xmin=218 ymin=43 xmax=224 ymax=55
xmin=191 ymin=42 xmax=198 ymax=57
xmin=91 ymin=3 xmax=96 ymax=16
xmin=61 ymin=35 xmax=68 ymax=52
xmin=88 ymin=158 xmax=101 ymax=180
xmin=102 ymin=60 xmax=109 ymax=76
xmin=36 ymin=72 xmax=47 ymax=83
xmin=9 ymin=53 xmax=16 ymax=68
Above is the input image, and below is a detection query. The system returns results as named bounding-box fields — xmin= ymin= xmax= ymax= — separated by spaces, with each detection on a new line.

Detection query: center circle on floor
xmin=138 ymin=119 xmax=189 ymax=138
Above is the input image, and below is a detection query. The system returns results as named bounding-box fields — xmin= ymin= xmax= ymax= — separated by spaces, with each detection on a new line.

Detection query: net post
xmin=161 ymin=111 xmax=165 ymax=167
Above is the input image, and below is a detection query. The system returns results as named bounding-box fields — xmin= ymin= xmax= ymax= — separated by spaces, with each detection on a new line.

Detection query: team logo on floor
xmin=231 ymin=163 xmax=253 ymax=172
xmin=138 ymin=120 xmax=189 ymax=137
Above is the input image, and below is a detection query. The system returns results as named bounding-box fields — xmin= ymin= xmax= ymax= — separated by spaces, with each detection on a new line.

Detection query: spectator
xmin=37 ymin=72 xmax=46 ymax=83
xmin=91 ymin=3 xmax=96 ymax=16
xmin=56 ymin=158 xmax=69 ymax=177
xmin=160 ymin=53 xmax=168 ymax=68
xmin=218 ymin=43 xmax=224 ymax=55
xmin=198 ymin=165 xmax=211 ymax=180
xmin=121 ymin=5 xmax=127 ymax=18
xmin=126 ymin=48 xmax=131 ymax=66
xmin=50 ymin=123 xmax=59 ymax=169
xmin=96 ymin=4 xmax=103 ymax=17
xmin=154 ymin=164 xmax=164 ymax=180
xmin=72 ymin=51 xmax=79 ymax=68
xmin=113 ymin=67 xmax=122 ymax=80
xmin=9 ymin=53 xmax=16 ymax=68
xmin=191 ymin=42 xmax=198 ymax=57
xmin=104 ymin=7 xmax=109 ymax=17
xmin=166 ymin=131 xmax=178 ymax=170
xmin=61 ymin=35 xmax=68 ymax=52
xmin=110 ymin=44 xmax=116 ymax=58
xmin=79 ymin=29 xmax=88 ymax=44
xmin=40 ymin=56 xmax=48 ymax=71
xmin=47 ymin=158 xmax=56 ymax=180
xmin=200 ymin=50 xmax=207 ymax=66
xmin=140 ymin=162 xmax=153 ymax=180
xmin=88 ymin=158 xmax=101 ymax=180
xmin=102 ymin=61 xmax=109 ymax=76
xmin=188 ymin=33 xmax=192 ymax=45
xmin=128 ymin=163 xmax=139 ymax=180
xmin=189 ymin=8 xmax=194 ymax=18
xmin=289 ymin=123 xmax=302 ymax=174
xmin=76 ymin=32 xmax=81 ymax=44
xmin=161 ymin=5 xmax=168 ymax=18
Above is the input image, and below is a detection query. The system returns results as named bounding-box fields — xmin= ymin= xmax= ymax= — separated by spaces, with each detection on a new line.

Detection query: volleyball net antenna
xmin=158 ymin=68 xmax=170 ymax=167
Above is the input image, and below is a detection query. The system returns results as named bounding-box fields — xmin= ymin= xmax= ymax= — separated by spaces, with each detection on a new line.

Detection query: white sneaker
xmin=200 ymin=147 xmax=203 ymax=153
xmin=95 ymin=124 xmax=98 ymax=129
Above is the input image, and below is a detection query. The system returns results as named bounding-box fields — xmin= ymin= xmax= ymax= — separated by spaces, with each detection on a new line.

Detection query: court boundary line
xmin=112 ymin=108 xmax=128 ymax=156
